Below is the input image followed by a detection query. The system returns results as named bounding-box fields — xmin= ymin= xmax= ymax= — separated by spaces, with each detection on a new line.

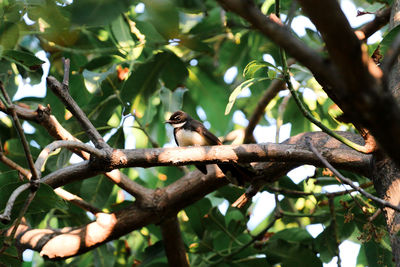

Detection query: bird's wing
xmin=192 ymin=121 xmax=222 ymax=145
xmin=173 ymin=128 xmax=180 ymax=146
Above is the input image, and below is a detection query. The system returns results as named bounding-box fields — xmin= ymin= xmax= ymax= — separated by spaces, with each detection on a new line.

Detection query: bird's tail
xmin=217 ymin=163 xmax=252 ymax=186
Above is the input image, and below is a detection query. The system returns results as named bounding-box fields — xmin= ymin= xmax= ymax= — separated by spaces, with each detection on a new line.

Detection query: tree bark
xmin=374 ymin=1 xmax=400 ymax=263
xmin=10 ymin=132 xmax=370 ymax=259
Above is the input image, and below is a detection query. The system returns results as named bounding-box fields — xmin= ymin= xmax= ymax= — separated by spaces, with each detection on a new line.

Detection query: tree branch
xmin=0 ymin=149 xmax=102 ymax=218
xmin=46 ymin=75 xmax=108 ymax=149
xmin=160 ymin=216 xmax=189 ymax=267
xmin=35 ymin=140 xmax=105 ymax=178
xmin=0 ymin=183 xmax=30 ymax=222
xmin=0 ymin=81 xmax=39 ymax=182
xmin=355 ymin=7 xmax=391 ymax=41
xmin=0 ymin=101 xmax=152 ymax=201
xmin=11 ymin=131 xmax=371 ymax=259
xmin=218 ymin=0 xmax=400 ymax=166
xmin=297 ymin=0 xmax=400 ymax=165
xmin=244 ymin=78 xmax=286 ymax=144
xmin=216 ymin=0 xmax=342 ymax=93
xmin=307 ymin=137 xmax=400 ymax=212
xmin=53 ymin=188 xmax=102 ymax=215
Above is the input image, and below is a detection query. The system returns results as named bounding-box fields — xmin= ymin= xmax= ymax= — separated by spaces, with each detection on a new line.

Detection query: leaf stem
xmin=280 ymin=48 xmax=370 ymax=153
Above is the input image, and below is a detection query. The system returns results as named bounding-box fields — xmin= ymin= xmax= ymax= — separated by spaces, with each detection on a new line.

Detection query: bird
xmin=165 ymin=110 xmax=249 ymax=185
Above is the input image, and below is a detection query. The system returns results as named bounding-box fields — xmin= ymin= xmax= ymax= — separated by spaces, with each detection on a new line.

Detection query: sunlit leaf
xmin=243 ymin=60 xmax=281 ymax=79
xmin=225 ymin=77 xmax=271 ymax=115
xmin=110 ymin=15 xmax=135 ymax=55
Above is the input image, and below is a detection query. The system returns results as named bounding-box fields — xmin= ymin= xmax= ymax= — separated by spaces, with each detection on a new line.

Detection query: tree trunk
xmin=373 ymin=1 xmax=400 ymax=263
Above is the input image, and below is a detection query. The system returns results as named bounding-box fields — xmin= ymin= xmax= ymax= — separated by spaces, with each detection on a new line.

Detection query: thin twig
xmin=356 ymin=7 xmax=391 ymax=41
xmin=328 ymin=195 xmax=341 ymax=267
xmin=0 ymin=183 xmax=31 ymax=223
xmin=244 ymin=79 xmax=285 ymax=143
xmin=34 ymin=140 xmax=105 ymax=178
xmin=266 ymin=182 xmax=373 ymax=198
xmin=46 ymin=61 xmax=108 ymax=149
xmin=0 ymin=143 xmax=102 ymax=217
xmin=0 ymin=81 xmax=39 ymax=182
xmin=368 ymin=208 xmax=382 ymax=222
xmin=54 ymin=188 xmax=102 ymax=215
xmin=282 ymin=60 xmax=372 ymax=153
xmin=306 ymin=137 xmax=400 ymax=213
xmin=275 ymin=93 xmax=291 ymax=143
xmin=0 ymin=191 xmax=37 ymax=255
xmin=63 ymin=58 xmax=70 ymax=87
xmin=7 ymin=191 xmax=36 ymax=238
xmin=210 ymin=213 xmax=281 ymax=266
xmin=0 ymin=151 xmax=31 ymax=179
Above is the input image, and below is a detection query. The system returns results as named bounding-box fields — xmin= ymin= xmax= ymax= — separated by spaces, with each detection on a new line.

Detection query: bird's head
xmin=165 ymin=110 xmax=190 ymax=128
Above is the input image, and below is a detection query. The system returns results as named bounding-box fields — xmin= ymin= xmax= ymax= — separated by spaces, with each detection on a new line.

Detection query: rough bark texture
xmin=372 ymin=152 xmax=400 ymax=263
xmin=375 ymin=1 xmax=400 ymax=262
xmin=9 ymin=132 xmax=370 ymax=259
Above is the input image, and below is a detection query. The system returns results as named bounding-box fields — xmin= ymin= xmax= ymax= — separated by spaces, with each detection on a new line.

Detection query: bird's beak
xmin=165 ymin=120 xmax=171 ymax=124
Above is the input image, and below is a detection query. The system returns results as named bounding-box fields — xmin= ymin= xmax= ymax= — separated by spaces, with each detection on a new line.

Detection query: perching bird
xmin=165 ymin=110 xmax=249 ymax=185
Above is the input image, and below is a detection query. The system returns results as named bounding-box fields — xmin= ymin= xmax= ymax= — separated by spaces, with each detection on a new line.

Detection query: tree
xmin=0 ymin=0 xmax=399 ymax=266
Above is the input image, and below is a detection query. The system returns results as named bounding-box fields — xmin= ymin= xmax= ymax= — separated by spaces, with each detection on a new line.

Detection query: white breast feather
xmin=176 ymin=129 xmax=209 ymax=146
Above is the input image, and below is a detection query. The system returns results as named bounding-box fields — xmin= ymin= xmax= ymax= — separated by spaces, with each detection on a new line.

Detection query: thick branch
xmin=160 ymin=216 xmax=189 ymax=267
xmin=216 ymin=0 xmax=342 ymax=93
xmin=12 ymin=132 xmax=370 ymax=259
xmin=297 ymin=0 xmax=400 ymax=165
xmin=0 ymin=102 xmax=151 ymax=200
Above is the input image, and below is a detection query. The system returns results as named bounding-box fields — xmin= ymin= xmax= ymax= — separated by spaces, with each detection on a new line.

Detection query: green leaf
xmin=80 ymin=175 xmax=114 ymax=208
xmin=184 ymin=198 xmax=212 ymax=238
xmin=315 ymin=224 xmax=337 ymax=263
xmin=30 ymin=183 xmax=68 ymax=212
xmin=265 ymin=239 xmax=322 ymax=267
xmin=0 ymin=245 xmax=20 ymax=266
xmin=2 ymin=50 xmax=45 ymax=70
xmin=159 ymin=86 xmax=188 ymax=113
xmin=379 ymin=24 xmax=400 ymax=58
xmin=93 ymin=244 xmax=116 ymax=267
xmin=141 ymin=241 xmax=167 ymax=266
xmin=357 ymin=240 xmax=393 ymax=266
xmin=68 ymin=0 xmax=131 ymax=26
xmin=160 ymin=52 xmax=188 ymax=89
xmin=142 ymin=0 xmax=179 ymax=39
xmin=0 ymin=182 xmax=67 ymax=220
xmin=270 ymin=228 xmax=313 ymax=243
xmin=121 ymin=51 xmax=177 ymax=114
xmin=186 ymin=66 xmax=232 ymax=134
xmin=110 ymin=15 xmax=135 ymax=54
xmin=225 ymin=77 xmax=270 ymax=115
xmin=225 ymin=208 xmax=244 ymax=226
xmin=243 ymin=60 xmax=281 ymax=79
xmin=0 ymin=22 xmax=19 ymax=50
xmin=83 ymin=65 xmax=116 ymax=94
